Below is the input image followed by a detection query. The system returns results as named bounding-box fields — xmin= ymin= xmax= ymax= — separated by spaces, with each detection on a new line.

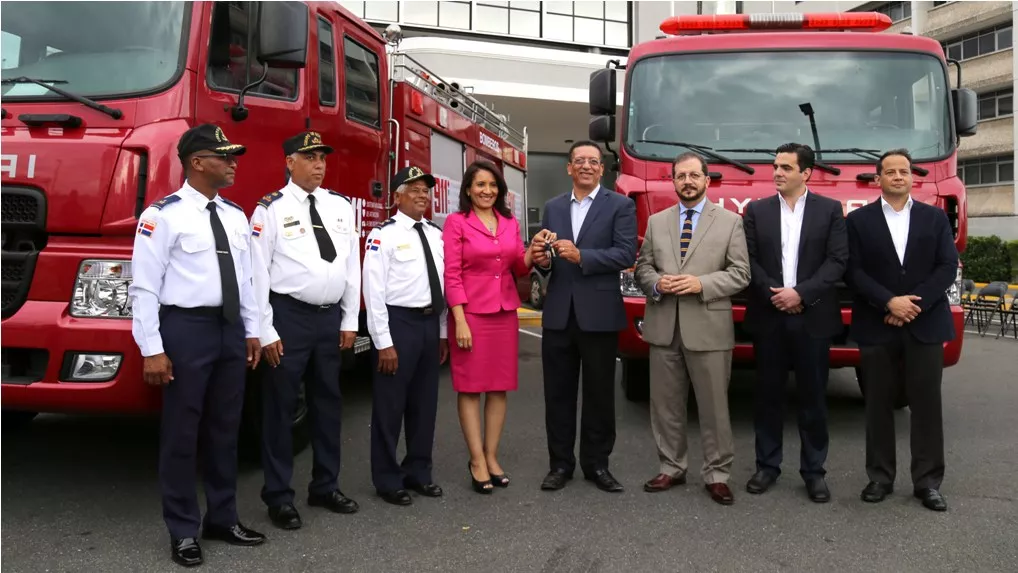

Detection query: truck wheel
xmin=2 ymin=410 xmax=38 ymax=430
xmin=529 ymin=276 xmax=544 ymax=309
xmin=620 ymin=358 xmax=649 ymax=402
xmin=855 ymin=367 xmax=908 ymax=410
xmin=238 ymin=367 xmax=311 ymax=464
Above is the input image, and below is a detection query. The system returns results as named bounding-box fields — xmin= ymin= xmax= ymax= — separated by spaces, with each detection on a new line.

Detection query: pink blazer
xmin=443 ymin=211 xmax=530 ymax=315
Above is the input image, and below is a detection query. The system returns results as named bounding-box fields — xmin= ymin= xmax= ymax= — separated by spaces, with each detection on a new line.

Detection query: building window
xmin=545 ymin=1 xmax=630 ymax=48
xmin=959 ymin=155 xmax=1014 ymax=186
xmin=343 ymin=36 xmax=381 ymax=128
xmin=932 ymin=1 xmax=952 ymax=6
xmin=977 ymin=89 xmax=1013 ymax=121
xmin=207 ymin=2 xmax=298 ymax=100
xmin=340 ymin=1 xmax=399 ymax=21
xmin=866 ymin=2 xmax=911 ymax=23
xmin=943 ymin=25 xmax=1012 ymax=61
xmin=318 ymin=18 xmax=336 ymax=107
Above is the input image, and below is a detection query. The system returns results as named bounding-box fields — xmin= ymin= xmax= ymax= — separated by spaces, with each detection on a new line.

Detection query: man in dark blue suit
xmin=846 ymin=149 xmax=957 ymax=512
xmin=532 ymin=141 xmax=637 ymax=493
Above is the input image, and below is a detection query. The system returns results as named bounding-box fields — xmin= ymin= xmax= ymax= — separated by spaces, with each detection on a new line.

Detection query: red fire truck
xmin=586 ymin=13 xmax=976 ymax=401
xmin=0 ymin=1 xmax=528 ymax=449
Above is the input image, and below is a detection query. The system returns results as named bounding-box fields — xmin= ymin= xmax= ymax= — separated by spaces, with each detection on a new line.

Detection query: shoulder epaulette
xmin=328 ymin=190 xmax=351 ymax=203
xmin=150 ymin=195 xmax=181 ymax=210
xmin=425 ymin=219 xmax=442 ymax=230
xmin=378 ymin=218 xmax=396 ymax=228
xmin=220 ymin=197 xmax=243 ymax=211
xmin=257 ymin=191 xmax=284 ymax=209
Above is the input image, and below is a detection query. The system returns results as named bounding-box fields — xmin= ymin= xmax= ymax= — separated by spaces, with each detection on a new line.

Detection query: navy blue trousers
xmin=370 ymin=306 xmax=441 ymax=493
xmin=158 ymin=306 xmax=246 ymax=540
xmin=261 ymin=293 xmax=344 ymax=506
xmin=752 ymin=314 xmax=831 ymax=479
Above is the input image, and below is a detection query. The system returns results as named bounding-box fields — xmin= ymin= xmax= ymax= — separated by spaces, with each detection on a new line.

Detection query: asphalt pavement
xmin=2 ymin=331 xmax=1017 ymax=573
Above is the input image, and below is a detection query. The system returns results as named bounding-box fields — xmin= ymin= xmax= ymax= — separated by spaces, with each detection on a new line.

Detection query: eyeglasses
xmin=673 ymin=172 xmax=705 ymax=182
xmin=194 ymin=153 xmax=239 ymax=163
xmin=570 ymin=158 xmax=601 ymax=167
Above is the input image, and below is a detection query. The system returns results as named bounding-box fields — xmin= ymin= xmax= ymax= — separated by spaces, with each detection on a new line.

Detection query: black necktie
xmin=308 ymin=194 xmax=337 ymax=263
xmin=207 ymin=202 xmax=240 ymax=323
xmin=413 ymin=222 xmax=445 ymax=310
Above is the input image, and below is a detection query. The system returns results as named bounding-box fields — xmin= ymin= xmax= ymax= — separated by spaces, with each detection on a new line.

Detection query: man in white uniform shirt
xmin=249 ymin=131 xmax=361 ymax=531
xmin=363 ymin=166 xmax=449 ymax=506
xmin=129 ymin=124 xmax=265 ymax=568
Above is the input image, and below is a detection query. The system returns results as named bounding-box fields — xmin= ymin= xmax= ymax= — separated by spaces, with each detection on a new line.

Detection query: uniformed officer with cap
xmin=129 ymin=123 xmax=266 ymax=567
xmin=249 ymin=131 xmax=361 ymax=529
xmin=363 ymin=165 xmax=450 ymax=506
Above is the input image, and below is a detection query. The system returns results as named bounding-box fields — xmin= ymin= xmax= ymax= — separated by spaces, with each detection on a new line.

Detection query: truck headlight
xmin=65 ymin=353 xmax=123 ymax=382
xmin=620 ymin=269 xmax=645 ymax=298
xmin=70 ymin=260 xmax=133 ymax=318
xmin=946 ymin=265 xmax=963 ymax=306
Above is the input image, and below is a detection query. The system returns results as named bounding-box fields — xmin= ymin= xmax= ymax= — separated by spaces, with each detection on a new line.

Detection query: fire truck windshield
xmin=1 ymin=1 xmax=187 ymax=100
xmin=626 ymin=50 xmax=952 ymax=164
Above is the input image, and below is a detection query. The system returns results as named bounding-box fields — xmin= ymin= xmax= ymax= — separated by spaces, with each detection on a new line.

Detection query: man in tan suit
xmin=635 ymin=152 xmax=751 ymax=505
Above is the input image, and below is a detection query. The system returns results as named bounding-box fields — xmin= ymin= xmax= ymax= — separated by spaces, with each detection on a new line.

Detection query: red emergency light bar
xmin=659 ymin=12 xmax=893 ymax=35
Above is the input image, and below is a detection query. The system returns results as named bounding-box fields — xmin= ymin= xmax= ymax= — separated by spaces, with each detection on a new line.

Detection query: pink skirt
xmin=449 ymin=309 xmax=519 ymax=393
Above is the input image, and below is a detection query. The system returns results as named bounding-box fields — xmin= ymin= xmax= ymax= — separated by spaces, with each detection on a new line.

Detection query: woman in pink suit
xmin=443 ymin=160 xmax=543 ymax=494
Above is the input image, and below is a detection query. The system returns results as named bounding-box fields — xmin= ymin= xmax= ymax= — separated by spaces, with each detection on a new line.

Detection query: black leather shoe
xmin=378 ymin=489 xmax=413 ymax=506
xmin=746 ymin=471 xmax=778 ymax=494
xmin=860 ymin=481 xmax=893 ymax=503
xmin=309 ymin=490 xmax=360 ymax=514
xmin=405 ymin=481 xmax=443 ymax=498
xmin=170 ymin=537 xmax=203 ymax=567
xmin=914 ymin=488 xmax=947 ymax=511
xmin=268 ymin=503 xmax=303 ymax=530
xmin=202 ymin=522 xmax=266 ymax=546
xmin=585 ymin=468 xmax=624 ymax=493
xmin=805 ymin=477 xmax=831 ymax=503
xmin=540 ymin=469 xmax=572 ymax=491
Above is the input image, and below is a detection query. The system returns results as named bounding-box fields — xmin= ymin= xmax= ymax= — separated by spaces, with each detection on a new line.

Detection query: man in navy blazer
xmin=532 ymin=141 xmax=637 ymax=493
xmin=846 ymin=149 xmax=957 ymax=512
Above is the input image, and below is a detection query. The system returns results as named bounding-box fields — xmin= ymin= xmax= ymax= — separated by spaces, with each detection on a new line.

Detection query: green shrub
xmin=961 ymin=235 xmax=1012 ymax=283
xmin=1008 ymin=240 xmax=1018 ymax=279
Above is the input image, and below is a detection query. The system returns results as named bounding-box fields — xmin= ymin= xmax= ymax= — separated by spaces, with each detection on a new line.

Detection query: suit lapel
xmin=575 ymin=188 xmax=607 ymax=245
xmin=870 ymin=201 xmax=902 ymax=269
xmin=680 ymin=201 xmax=716 ymax=269
xmin=666 ymin=205 xmax=683 ymax=270
xmin=765 ymin=195 xmax=783 ymax=273
xmin=463 ymin=211 xmax=491 ymax=237
xmin=795 ymin=193 xmax=815 ymax=266
xmin=901 ymin=202 xmax=921 ymax=268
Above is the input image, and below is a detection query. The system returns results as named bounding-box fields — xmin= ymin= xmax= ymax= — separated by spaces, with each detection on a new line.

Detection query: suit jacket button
xmin=495 ymin=274 xmax=500 ymax=279
xmin=494 ymin=239 xmax=499 ymax=245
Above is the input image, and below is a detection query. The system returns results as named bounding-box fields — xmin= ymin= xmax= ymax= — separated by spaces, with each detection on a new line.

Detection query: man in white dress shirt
xmin=742 ymin=143 xmax=848 ymax=503
xmin=363 ymin=166 xmax=449 ymax=506
xmin=129 ymin=124 xmax=265 ymax=567
xmin=249 ymin=131 xmax=361 ymax=530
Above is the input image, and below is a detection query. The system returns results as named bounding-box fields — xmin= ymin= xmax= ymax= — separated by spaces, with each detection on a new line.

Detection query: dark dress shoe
xmin=405 ymin=482 xmax=443 ymax=498
xmin=706 ymin=483 xmax=735 ymax=505
xmin=805 ymin=477 xmax=831 ymax=503
xmin=309 ymin=490 xmax=360 ymax=514
xmin=378 ymin=489 xmax=413 ymax=506
xmin=540 ymin=469 xmax=572 ymax=491
xmin=860 ymin=481 xmax=893 ymax=503
xmin=585 ymin=469 xmax=624 ymax=493
xmin=171 ymin=538 xmax=203 ymax=567
xmin=268 ymin=503 xmax=303 ymax=530
xmin=914 ymin=488 xmax=947 ymax=511
xmin=202 ymin=522 xmax=266 ymax=546
xmin=746 ymin=471 xmax=777 ymax=494
xmin=643 ymin=473 xmax=686 ymax=492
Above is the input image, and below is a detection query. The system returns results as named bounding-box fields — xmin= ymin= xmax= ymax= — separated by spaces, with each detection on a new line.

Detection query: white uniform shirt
xmin=881 ymin=195 xmax=913 ymax=265
xmin=129 ymin=182 xmax=259 ymax=357
xmin=362 ymin=210 xmax=448 ymax=349
xmin=780 ymin=190 xmax=808 ymax=288
xmin=249 ymin=181 xmax=361 ymax=345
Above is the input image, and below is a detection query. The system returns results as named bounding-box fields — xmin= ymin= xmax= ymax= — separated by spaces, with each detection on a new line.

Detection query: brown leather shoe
xmin=705 ymin=483 xmax=734 ymax=505
xmin=643 ymin=473 xmax=687 ymax=492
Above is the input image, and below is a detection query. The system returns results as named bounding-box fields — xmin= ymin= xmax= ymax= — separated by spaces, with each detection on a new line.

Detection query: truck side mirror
xmin=589 ymin=115 xmax=616 ymax=142
xmin=589 ymin=69 xmax=616 ymax=116
xmin=257 ymin=1 xmax=309 ymax=69
xmin=952 ymin=88 xmax=978 ymax=137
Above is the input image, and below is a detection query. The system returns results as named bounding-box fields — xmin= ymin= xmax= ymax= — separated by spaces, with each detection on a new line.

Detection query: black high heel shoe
xmin=468 ymin=461 xmax=493 ymax=494
xmin=489 ymin=470 xmax=510 ymax=488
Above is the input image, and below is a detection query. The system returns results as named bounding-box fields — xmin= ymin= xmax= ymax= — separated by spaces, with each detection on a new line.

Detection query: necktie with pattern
xmin=207 ymin=202 xmax=240 ymax=323
xmin=680 ymin=209 xmax=695 ymax=260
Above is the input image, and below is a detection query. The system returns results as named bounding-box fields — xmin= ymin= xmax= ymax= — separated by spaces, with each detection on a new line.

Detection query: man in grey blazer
xmin=635 ymin=152 xmax=751 ymax=505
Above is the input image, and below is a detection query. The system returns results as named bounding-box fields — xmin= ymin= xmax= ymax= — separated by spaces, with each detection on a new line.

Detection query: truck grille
xmin=1 ymin=186 xmax=47 ymax=319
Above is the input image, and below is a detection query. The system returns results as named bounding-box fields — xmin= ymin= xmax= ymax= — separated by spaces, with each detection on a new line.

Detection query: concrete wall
xmin=968 ymin=184 xmax=1016 ymax=216
xmin=925 ymin=0 xmax=1012 ymax=39
xmin=960 ymin=116 xmax=1016 ymax=159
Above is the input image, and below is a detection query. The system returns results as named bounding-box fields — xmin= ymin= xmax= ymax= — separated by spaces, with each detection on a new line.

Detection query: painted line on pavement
xmin=519 ymin=328 xmax=543 ymax=339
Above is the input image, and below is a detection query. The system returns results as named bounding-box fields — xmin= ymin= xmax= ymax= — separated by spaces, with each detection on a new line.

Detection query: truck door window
xmin=318 ymin=17 xmax=336 ymax=107
xmin=343 ymin=36 xmax=381 ymax=128
xmin=207 ymin=1 xmax=298 ymax=101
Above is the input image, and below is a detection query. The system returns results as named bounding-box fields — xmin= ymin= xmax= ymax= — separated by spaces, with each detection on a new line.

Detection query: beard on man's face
xmin=678 ymin=182 xmax=706 ymax=202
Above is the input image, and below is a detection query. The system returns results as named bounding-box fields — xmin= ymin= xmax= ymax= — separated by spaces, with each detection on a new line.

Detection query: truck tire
xmin=529 ymin=275 xmax=544 ymax=309
xmin=238 ymin=366 xmax=311 ymax=464
xmin=2 ymin=410 xmax=38 ymax=430
xmin=620 ymin=358 xmax=649 ymax=402
xmin=855 ymin=366 xmax=908 ymax=410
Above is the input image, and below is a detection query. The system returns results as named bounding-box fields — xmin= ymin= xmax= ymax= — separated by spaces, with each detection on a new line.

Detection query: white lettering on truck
xmin=479 ymin=132 xmax=500 ymax=154
xmin=1 ymin=154 xmax=37 ymax=179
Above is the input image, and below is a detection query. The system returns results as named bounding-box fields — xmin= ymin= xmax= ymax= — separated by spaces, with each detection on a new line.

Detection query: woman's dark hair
xmin=459 ymin=160 xmax=512 ymax=218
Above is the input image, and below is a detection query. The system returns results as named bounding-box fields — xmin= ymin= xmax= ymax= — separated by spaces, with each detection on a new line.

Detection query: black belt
xmin=270 ymin=291 xmax=336 ymax=311
xmin=394 ymin=305 xmax=435 ymax=315
xmin=160 ymin=305 xmax=223 ymax=317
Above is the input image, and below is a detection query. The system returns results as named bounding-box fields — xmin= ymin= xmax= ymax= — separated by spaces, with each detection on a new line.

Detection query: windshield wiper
xmin=638 ymin=139 xmax=755 ymax=174
xmin=717 ymin=148 xmax=841 ymax=176
xmin=822 ymin=148 xmax=929 ymax=176
xmin=1 ymin=76 xmax=123 ymax=120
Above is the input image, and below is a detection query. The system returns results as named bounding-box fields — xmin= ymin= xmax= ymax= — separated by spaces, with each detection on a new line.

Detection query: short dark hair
xmin=876 ymin=148 xmax=913 ymax=175
xmin=459 ymin=160 xmax=513 ymax=218
xmin=568 ymin=140 xmax=604 ymax=161
xmin=775 ymin=143 xmax=815 ymax=172
xmin=671 ymin=151 xmax=708 ymax=177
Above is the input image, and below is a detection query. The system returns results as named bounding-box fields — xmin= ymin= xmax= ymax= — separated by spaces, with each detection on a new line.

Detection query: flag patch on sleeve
xmin=252 ymin=222 xmax=264 ymax=237
xmin=137 ymin=219 xmax=156 ymax=237
xmin=367 ymin=238 xmax=381 ymax=252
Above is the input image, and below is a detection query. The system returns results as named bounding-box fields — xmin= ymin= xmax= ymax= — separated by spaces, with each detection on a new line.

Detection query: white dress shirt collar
xmin=679 ymin=195 xmax=707 ymax=216
xmin=284 ymin=180 xmax=323 ymax=204
xmin=393 ymin=209 xmax=426 ymax=230
xmin=880 ymin=194 xmax=914 ymax=213
xmin=181 ymin=180 xmax=219 ymax=212
xmin=571 ymin=184 xmax=600 ymax=203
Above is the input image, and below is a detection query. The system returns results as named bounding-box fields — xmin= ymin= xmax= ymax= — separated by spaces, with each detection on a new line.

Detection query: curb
xmin=517 ymin=307 xmax=542 ymax=327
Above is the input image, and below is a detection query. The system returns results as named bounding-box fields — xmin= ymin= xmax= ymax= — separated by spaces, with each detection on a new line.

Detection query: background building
xmin=342 ymin=0 xmax=1015 ymax=239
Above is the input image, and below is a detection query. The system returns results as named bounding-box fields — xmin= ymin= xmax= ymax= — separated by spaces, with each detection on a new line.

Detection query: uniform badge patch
xmin=137 ymin=218 xmax=156 ymax=237
xmin=252 ymin=222 xmax=264 ymax=237
xmin=367 ymin=238 xmax=381 ymax=252
xmin=396 ymin=243 xmax=412 ymax=251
